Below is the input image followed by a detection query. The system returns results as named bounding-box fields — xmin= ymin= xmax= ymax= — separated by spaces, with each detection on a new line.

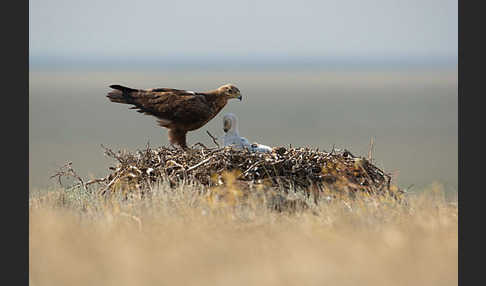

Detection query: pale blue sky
xmin=29 ymin=0 xmax=457 ymax=64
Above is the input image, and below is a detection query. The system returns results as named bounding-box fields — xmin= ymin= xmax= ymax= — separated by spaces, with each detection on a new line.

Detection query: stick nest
xmin=54 ymin=144 xmax=404 ymax=201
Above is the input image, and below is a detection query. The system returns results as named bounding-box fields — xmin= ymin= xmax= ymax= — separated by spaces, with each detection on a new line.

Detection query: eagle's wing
xmin=148 ymin=87 xmax=197 ymax=95
xmin=107 ymin=85 xmax=212 ymax=128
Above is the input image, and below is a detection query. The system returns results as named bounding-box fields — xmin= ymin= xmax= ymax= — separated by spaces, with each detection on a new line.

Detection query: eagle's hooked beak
xmin=226 ymin=89 xmax=242 ymax=101
xmin=232 ymin=90 xmax=242 ymax=101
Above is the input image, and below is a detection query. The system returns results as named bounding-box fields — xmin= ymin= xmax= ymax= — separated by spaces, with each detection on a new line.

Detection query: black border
xmin=459 ymin=0 xmax=484 ymax=284
xmin=5 ymin=0 xmax=28 ymax=284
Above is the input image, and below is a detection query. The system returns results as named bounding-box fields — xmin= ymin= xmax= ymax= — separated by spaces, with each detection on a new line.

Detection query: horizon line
xmin=29 ymin=54 xmax=458 ymax=71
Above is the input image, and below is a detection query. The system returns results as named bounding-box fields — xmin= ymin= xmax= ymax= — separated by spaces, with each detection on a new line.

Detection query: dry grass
xmin=29 ymin=181 xmax=457 ymax=286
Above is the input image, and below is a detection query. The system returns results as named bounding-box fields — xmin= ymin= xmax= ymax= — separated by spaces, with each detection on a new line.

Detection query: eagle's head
xmin=218 ymin=84 xmax=242 ymax=101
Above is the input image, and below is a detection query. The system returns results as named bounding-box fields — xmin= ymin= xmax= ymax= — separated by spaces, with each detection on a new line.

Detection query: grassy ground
xmin=29 ymin=181 xmax=457 ymax=286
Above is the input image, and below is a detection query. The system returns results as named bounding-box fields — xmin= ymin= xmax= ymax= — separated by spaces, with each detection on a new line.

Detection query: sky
xmin=29 ymin=0 xmax=457 ymax=65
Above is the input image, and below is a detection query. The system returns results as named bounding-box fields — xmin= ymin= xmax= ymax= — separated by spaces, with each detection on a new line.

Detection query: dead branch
xmin=50 ymin=161 xmax=86 ymax=191
xmin=206 ymin=130 xmax=220 ymax=148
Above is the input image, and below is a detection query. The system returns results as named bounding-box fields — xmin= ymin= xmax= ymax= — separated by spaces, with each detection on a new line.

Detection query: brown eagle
xmin=107 ymin=83 xmax=242 ymax=148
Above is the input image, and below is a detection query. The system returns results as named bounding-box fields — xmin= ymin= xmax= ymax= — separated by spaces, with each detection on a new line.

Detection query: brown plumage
xmin=106 ymin=83 xmax=242 ymax=148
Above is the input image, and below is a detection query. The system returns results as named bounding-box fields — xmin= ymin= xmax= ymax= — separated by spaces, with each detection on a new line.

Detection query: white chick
xmin=222 ymin=113 xmax=272 ymax=153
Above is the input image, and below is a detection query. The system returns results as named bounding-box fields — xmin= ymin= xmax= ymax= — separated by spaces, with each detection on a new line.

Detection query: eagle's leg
xmin=168 ymin=129 xmax=188 ymax=150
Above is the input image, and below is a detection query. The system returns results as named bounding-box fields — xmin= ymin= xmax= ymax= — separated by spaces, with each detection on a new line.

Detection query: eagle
xmin=107 ymin=84 xmax=242 ymax=148
xmin=222 ymin=113 xmax=272 ymax=153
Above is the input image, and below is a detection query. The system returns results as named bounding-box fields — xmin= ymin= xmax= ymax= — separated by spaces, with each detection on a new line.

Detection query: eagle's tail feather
xmin=107 ymin=85 xmax=138 ymax=104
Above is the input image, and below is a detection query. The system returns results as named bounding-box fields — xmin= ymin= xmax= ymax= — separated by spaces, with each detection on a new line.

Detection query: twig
xmin=206 ymin=130 xmax=220 ymax=148
xmin=238 ymin=160 xmax=263 ymax=178
xmin=186 ymin=157 xmax=212 ymax=172
xmin=100 ymin=173 xmax=121 ymax=195
xmin=50 ymin=161 xmax=86 ymax=191
xmin=368 ymin=137 xmax=375 ymax=163
xmin=86 ymin=178 xmax=107 ymax=186
xmin=193 ymin=142 xmax=209 ymax=149
xmin=330 ymin=144 xmax=336 ymax=155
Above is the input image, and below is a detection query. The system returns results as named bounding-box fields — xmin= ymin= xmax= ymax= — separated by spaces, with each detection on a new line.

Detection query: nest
xmin=53 ymin=143 xmax=404 ymax=202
